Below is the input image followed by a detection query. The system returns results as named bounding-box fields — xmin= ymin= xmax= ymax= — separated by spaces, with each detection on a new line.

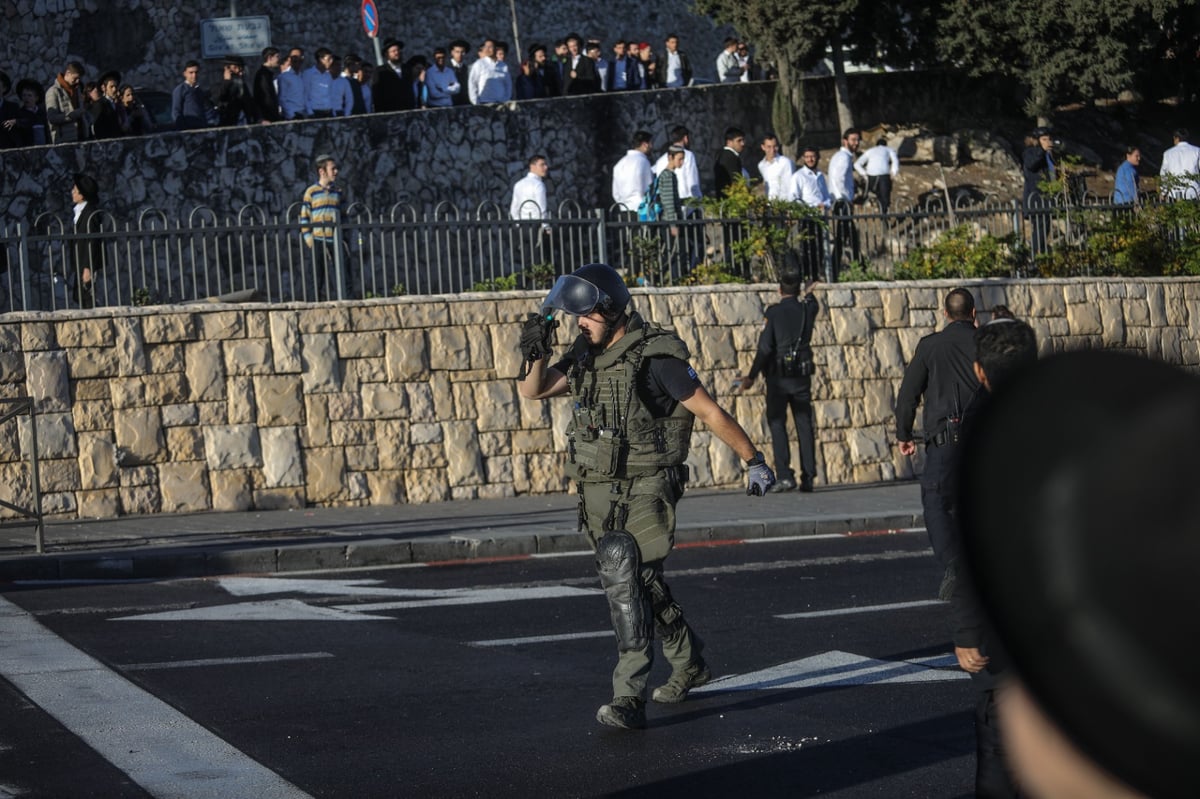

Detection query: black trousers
xmin=975 ymin=688 xmax=1023 ymax=798
xmin=309 ymin=240 xmax=350 ymax=301
xmin=866 ymin=174 xmax=892 ymax=214
xmin=831 ymin=199 xmax=860 ymax=280
xmin=797 ymin=217 xmax=825 ymax=284
xmin=920 ymin=440 xmax=960 ymax=568
xmin=765 ymin=378 xmax=815 ymax=483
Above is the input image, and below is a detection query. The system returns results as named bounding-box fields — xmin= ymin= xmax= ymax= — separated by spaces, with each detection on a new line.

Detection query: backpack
xmin=637 ymin=174 xmax=662 ymax=222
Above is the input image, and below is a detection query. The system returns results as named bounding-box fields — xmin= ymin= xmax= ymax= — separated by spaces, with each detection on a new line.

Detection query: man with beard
xmin=517 ymin=263 xmax=775 ymax=730
xmin=373 ymin=39 xmax=414 ymax=112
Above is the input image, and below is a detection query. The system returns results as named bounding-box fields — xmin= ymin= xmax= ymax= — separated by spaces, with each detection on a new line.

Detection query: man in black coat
xmin=373 ymin=39 xmax=414 ymax=112
xmin=70 ymin=173 xmax=103 ymax=308
xmin=1022 ymin=126 xmax=1057 ymax=260
xmin=735 ymin=267 xmax=820 ymax=492
xmin=253 ymin=47 xmax=282 ymax=122
xmin=714 ymin=126 xmax=746 ymax=197
xmin=895 ymin=287 xmax=979 ymax=583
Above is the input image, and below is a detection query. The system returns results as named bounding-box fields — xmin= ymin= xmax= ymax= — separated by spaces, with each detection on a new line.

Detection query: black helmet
xmin=541 ymin=263 xmax=631 ymax=318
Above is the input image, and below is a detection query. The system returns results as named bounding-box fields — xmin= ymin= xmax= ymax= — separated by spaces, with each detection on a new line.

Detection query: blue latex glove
xmin=745 ymin=452 xmax=776 ymax=496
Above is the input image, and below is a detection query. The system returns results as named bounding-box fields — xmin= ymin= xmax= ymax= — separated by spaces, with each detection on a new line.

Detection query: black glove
xmin=517 ymin=312 xmax=559 ymax=379
xmin=745 ymin=451 xmax=776 ymax=497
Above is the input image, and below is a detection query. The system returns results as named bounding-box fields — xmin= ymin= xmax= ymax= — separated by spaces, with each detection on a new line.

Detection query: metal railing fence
xmin=0 ymin=193 xmax=1188 ymax=311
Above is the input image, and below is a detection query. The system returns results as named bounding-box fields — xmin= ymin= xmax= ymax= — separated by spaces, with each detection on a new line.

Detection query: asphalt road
xmin=0 ymin=531 xmax=976 ymax=798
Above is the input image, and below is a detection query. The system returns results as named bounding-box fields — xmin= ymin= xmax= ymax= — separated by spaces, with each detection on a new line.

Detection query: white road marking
xmin=776 ymin=599 xmax=944 ymax=619
xmin=470 ymin=630 xmax=612 ymax=647
xmin=332 ymin=585 xmax=600 ymax=612
xmin=120 ymin=652 xmax=335 ymax=671
xmin=112 ymin=598 xmax=393 ymax=622
xmin=693 ymin=650 xmax=966 ymax=693
xmin=0 ymin=596 xmax=313 ymax=799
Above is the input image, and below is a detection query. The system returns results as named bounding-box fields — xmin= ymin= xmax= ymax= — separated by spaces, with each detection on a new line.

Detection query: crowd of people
xmin=0 ymin=32 xmax=768 ymax=146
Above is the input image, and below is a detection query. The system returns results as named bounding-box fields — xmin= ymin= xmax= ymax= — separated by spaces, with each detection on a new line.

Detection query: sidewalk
xmin=0 ymin=482 xmax=924 ymax=580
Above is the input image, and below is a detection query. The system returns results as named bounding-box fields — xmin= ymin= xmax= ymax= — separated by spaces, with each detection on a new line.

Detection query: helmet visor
xmin=541 ymin=274 xmax=603 ymax=317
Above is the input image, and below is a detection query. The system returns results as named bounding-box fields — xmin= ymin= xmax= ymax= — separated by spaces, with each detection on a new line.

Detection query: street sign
xmin=200 ymin=16 xmax=272 ymax=58
xmin=360 ymin=0 xmax=379 ymax=38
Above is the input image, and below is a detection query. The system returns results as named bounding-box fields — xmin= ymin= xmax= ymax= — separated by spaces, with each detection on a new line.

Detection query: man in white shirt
xmin=854 ymin=136 xmax=900 ymax=213
xmin=1160 ymin=128 xmax=1200 ymax=199
xmin=511 ymin=154 xmax=551 ymax=268
xmin=791 ymin=147 xmax=831 ymax=282
xmin=826 ymin=128 xmax=861 ymax=280
xmin=612 ymin=131 xmax=654 ymax=212
xmin=758 ymin=133 xmax=795 ymax=200
xmin=652 ymin=125 xmax=701 ymax=201
xmin=511 ymin=154 xmax=550 ymax=222
xmin=469 ymin=39 xmax=508 ymax=104
xmin=716 ymin=38 xmax=742 ymax=83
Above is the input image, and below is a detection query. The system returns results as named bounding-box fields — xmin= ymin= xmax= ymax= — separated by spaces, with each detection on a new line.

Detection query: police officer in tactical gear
xmin=894 ymin=287 xmax=979 ymax=594
xmin=735 ymin=267 xmax=820 ymax=492
xmin=518 ymin=263 xmax=775 ymax=730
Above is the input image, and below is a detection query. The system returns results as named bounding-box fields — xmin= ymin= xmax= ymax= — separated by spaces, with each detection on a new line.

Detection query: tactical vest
xmin=565 ymin=315 xmax=695 ymax=482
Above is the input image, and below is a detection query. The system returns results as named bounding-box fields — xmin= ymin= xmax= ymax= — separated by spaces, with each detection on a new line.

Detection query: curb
xmin=0 ymin=513 xmax=924 ymax=581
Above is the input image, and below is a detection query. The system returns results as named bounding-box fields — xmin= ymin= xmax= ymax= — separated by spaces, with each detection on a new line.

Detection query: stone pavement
xmin=0 ymin=482 xmax=924 ymax=581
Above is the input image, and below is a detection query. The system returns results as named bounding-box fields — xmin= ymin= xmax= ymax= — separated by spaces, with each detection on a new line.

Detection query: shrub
xmin=895 ymin=224 xmax=1024 ymax=279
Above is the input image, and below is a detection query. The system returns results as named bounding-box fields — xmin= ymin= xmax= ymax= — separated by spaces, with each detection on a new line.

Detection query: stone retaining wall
xmin=2 ymin=276 xmax=1195 ymax=520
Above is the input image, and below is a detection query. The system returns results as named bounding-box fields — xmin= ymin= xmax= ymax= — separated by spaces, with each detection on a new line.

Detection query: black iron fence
xmin=0 ymin=192 xmax=1184 ymax=311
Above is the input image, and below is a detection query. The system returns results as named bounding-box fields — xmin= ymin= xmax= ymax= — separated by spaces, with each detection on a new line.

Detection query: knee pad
xmin=596 ymin=531 xmax=651 ymax=652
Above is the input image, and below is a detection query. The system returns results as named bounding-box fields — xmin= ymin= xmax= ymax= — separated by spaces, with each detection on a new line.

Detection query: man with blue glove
xmin=518 ymin=263 xmax=775 ymax=731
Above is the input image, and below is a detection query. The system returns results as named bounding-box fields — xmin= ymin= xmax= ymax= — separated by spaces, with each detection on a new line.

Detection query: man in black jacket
xmin=735 ymin=267 xmax=820 ymax=492
xmin=70 ymin=173 xmax=103 ymax=308
xmin=895 ymin=287 xmax=978 ymax=579
xmin=714 ymin=126 xmax=746 ymax=197
xmin=253 ymin=47 xmax=282 ymax=122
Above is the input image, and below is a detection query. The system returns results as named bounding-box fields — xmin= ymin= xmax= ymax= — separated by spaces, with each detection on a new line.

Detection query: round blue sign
xmin=360 ymin=0 xmax=379 ymax=37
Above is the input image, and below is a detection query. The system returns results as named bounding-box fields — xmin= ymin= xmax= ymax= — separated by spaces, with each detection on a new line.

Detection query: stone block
xmin=226 ymin=376 xmax=256 ymax=425
xmin=186 ymin=341 xmax=226 ymax=401
xmin=829 ymin=307 xmax=872 ymax=345
xmin=697 ymin=326 xmax=737 ymax=368
xmin=407 ymin=383 xmax=436 ymax=421
xmin=298 ymin=306 xmax=351 ymax=333
xmin=23 ymin=412 xmax=77 ymax=459
xmin=246 ymin=312 xmax=270 ymax=339
xmin=21 ymin=322 xmax=56 ymax=352
xmin=110 ymin=377 xmax=146 ymax=410
xmin=197 ymin=311 xmax=245 ymax=340
xmin=429 ymin=327 xmax=470 ymax=370
xmin=112 ymin=317 xmax=147 ymax=377
xmin=404 ymin=469 xmax=449 ymax=503
xmin=301 ymin=333 xmax=341 ymax=393
xmin=77 ymin=488 xmax=121 ymax=518
xmin=1066 ymin=302 xmax=1103 ymax=336
xmin=345 ymin=444 xmax=379 ymax=472
xmin=712 ymin=292 xmax=765 ymax=326
xmin=304 ymin=448 xmax=346 ymax=502
xmin=349 ymin=304 xmax=401 ymax=331
xmin=386 ymin=329 xmax=429 ymax=380
xmin=79 ymin=432 xmax=119 ymax=489
xmin=224 ymin=338 xmax=273 ymax=375
xmin=512 ymin=429 xmax=554 ymax=453
xmin=210 ymin=469 xmax=252 ymax=512
xmin=445 ymin=421 xmax=484 ymax=487
xmin=270 ymin=311 xmax=303 ymax=373
xmin=196 ymin=401 xmax=228 ymax=426
xmin=161 ymin=403 xmax=199 ymax=427
xmin=0 ymin=421 xmax=19 ymax=462
xmin=490 ymin=327 xmax=523 ymax=380
xmin=203 ymin=425 xmax=262 ymax=470
xmin=25 ymin=351 xmax=69 ymax=412
xmin=468 ymin=328 xmax=494 ymax=370
xmin=474 ymin=381 xmax=520 ymax=431
xmin=337 ymin=331 xmax=385 ymax=359
xmin=142 ymin=313 xmax=197 ymax=343
xmin=143 ymin=373 xmax=189 ymax=405
xmin=113 ymin=407 xmax=164 ymax=465
xmin=57 ymin=319 xmax=114 ymax=348
xmin=1098 ymin=299 xmax=1126 ymax=347
xmin=1028 ymin=286 xmax=1066 ymax=317
xmin=881 ymin=291 xmax=908 ymax=327
xmin=451 ymin=382 xmax=476 ymax=420
xmin=409 ymin=443 xmax=447 ymax=469
xmin=166 ymin=427 xmax=204 ymax=461
xmin=255 ymin=376 xmax=304 ymax=426
xmin=253 ymin=488 xmax=306 ymax=511
xmin=39 ymin=458 xmax=81 ymax=493
xmin=332 ymin=421 xmax=372 ymax=447
xmin=361 ymin=383 xmax=408 ymax=418
xmin=120 ymin=483 xmax=162 ymax=515
xmin=479 ymin=431 xmax=510 ymax=456
xmin=159 ymin=461 xmax=210 ymax=513
xmin=147 ymin=343 xmax=185 ymax=373
xmin=261 ymin=426 xmax=303 ymax=488
xmin=304 ymin=395 xmax=330 ymax=447
xmin=367 ymin=470 xmax=406 ymax=504
xmin=847 ymin=427 xmax=890 ymax=463
xmin=399 ymin=301 xmax=450 ymax=329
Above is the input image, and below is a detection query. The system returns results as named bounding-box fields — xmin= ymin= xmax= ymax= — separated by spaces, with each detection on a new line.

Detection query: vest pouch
xmin=592 ymin=428 xmax=622 ymax=477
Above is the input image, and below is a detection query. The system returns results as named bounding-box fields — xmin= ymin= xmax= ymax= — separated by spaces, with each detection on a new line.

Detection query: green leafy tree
xmin=693 ymin=0 xmax=941 ymax=153
xmin=937 ymin=0 xmax=1184 ymax=123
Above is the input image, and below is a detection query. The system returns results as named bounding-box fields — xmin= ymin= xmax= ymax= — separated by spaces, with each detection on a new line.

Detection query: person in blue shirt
xmin=277 ymin=49 xmax=306 ymax=120
xmin=303 ymin=48 xmax=336 ymax=118
xmin=1113 ymin=146 xmax=1141 ymax=205
xmin=171 ymin=60 xmax=211 ymax=130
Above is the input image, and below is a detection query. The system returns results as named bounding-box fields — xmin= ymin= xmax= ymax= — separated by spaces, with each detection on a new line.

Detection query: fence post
xmin=595 ymin=208 xmax=607 ymax=266
xmin=15 ymin=223 xmax=31 ymax=313
xmin=332 ymin=205 xmax=346 ymax=301
xmin=1010 ymin=200 xmax=1025 ymax=275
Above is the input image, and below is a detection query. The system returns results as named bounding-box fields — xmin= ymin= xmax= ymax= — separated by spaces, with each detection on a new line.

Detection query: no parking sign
xmin=360 ymin=0 xmax=379 ymax=38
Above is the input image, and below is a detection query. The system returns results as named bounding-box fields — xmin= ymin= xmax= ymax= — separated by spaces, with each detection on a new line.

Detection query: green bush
xmin=895 ymin=224 xmax=1024 ymax=280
